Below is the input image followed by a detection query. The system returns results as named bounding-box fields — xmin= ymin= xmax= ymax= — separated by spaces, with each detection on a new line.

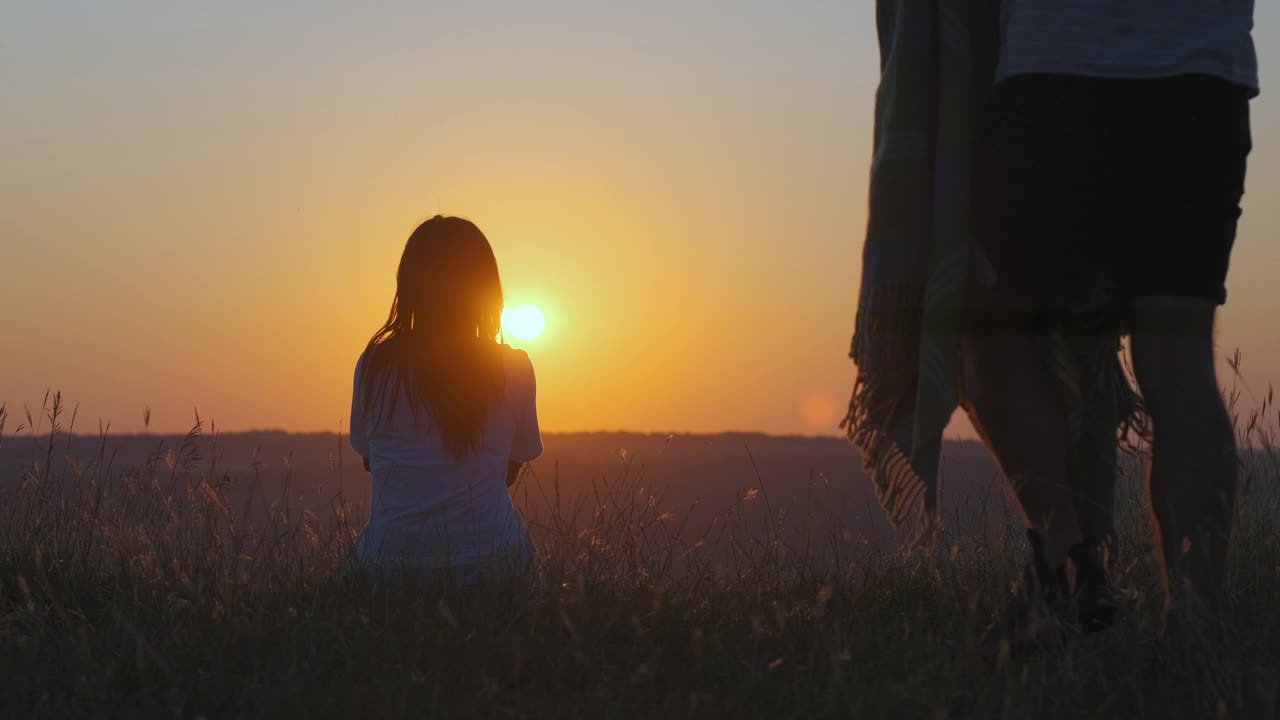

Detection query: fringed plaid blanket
xmin=844 ymin=0 xmax=1146 ymax=548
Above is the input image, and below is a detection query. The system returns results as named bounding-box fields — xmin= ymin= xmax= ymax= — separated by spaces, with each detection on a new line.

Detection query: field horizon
xmin=0 ymin=421 xmax=1014 ymax=554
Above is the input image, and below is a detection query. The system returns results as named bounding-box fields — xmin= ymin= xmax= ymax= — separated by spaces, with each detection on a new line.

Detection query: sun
xmin=502 ymin=304 xmax=546 ymax=341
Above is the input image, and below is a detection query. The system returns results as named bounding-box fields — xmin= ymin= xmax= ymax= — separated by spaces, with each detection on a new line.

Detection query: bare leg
xmin=961 ymin=290 xmax=1083 ymax=569
xmin=1130 ymin=296 xmax=1239 ymax=615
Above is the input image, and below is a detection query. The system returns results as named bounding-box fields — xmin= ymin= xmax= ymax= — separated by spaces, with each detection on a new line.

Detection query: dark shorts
xmin=975 ymin=74 xmax=1252 ymax=307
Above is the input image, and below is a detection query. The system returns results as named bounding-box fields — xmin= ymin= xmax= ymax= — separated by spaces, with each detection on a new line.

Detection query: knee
xmin=1129 ymin=299 xmax=1220 ymax=421
xmin=1131 ymin=342 xmax=1222 ymax=424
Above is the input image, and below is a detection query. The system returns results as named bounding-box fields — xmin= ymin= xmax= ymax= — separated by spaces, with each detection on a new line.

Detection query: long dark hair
xmin=362 ymin=216 xmax=506 ymax=458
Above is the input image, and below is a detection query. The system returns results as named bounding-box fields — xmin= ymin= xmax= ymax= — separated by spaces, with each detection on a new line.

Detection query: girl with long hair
xmin=350 ymin=216 xmax=542 ymax=580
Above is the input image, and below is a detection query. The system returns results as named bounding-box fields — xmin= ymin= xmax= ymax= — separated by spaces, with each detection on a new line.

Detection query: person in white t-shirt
xmin=965 ymin=1 xmax=1256 ymax=642
xmin=349 ymin=215 xmax=543 ymax=582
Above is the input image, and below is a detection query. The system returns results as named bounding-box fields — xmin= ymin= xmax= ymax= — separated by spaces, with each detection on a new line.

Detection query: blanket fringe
xmin=843 ymin=282 xmax=936 ymax=546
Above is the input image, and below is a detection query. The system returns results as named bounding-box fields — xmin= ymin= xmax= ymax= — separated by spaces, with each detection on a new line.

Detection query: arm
xmin=509 ymin=351 xmax=544 ymax=464
xmin=350 ymin=352 xmax=371 ymax=463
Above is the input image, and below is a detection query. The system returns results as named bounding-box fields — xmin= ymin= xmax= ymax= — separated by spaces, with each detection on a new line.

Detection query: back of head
xmin=363 ymin=216 xmax=506 ymax=458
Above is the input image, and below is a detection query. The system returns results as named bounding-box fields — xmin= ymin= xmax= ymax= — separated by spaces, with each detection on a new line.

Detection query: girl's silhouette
xmin=350 ymin=216 xmax=542 ymax=581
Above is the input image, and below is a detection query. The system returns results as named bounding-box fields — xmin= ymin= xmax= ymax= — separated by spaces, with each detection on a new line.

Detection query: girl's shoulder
xmin=498 ymin=344 xmax=536 ymax=386
xmin=357 ymin=338 xmax=386 ymax=362
xmin=357 ymin=338 xmax=400 ymax=367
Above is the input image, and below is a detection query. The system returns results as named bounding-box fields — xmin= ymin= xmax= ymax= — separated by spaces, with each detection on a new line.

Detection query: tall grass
xmin=2 ymin=390 xmax=1280 ymax=719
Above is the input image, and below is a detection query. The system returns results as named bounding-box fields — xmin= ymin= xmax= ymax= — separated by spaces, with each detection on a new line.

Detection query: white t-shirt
xmin=995 ymin=0 xmax=1258 ymax=93
xmin=349 ymin=344 xmax=543 ymax=569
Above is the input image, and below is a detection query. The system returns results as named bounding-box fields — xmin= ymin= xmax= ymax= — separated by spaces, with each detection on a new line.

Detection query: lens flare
xmin=502 ymin=304 xmax=546 ymax=341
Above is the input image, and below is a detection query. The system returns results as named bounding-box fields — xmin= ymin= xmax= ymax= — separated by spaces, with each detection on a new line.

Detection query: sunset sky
xmin=3 ymin=2 xmax=1278 ymax=437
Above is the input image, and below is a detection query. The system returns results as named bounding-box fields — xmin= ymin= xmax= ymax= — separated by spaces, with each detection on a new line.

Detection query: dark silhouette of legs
xmin=1130 ymin=296 xmax=1240 ymax=617
xmin=961 ymin=288 xmax=1083 ymax=571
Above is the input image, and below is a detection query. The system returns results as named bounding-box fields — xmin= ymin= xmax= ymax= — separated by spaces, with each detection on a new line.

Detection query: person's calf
xmin=1148 ymin=442 xmax=1239 ymax=618
xmin=1142 ymin=369 xmax=1238 ymax=613
xmin=960 ymin=328 xmax=1085 ymax=571
xmin=1130 ymin=296 xmax=1240 ymax=618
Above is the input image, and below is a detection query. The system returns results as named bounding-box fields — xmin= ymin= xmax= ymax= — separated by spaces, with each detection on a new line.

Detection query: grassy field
xmin=3 ymin=395 xmax=1280 ymax=719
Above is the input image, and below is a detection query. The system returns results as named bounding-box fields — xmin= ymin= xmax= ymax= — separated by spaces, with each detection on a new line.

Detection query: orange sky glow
xmin=3 ymin=3 xmax=1278 ymax=437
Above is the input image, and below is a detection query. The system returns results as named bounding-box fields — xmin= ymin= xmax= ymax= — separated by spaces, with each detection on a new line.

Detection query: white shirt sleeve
xmin=349 ymin=350 xmax=370 ymax=458
xmin=510 ymin=350 xmax=543 ymax=463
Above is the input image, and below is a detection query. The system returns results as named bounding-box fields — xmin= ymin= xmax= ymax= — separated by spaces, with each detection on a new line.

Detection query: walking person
xmin=969 ymin=0 xmax=1257 ymax=635
xmin=845 ymin=0 xmax=1137 ymax=643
